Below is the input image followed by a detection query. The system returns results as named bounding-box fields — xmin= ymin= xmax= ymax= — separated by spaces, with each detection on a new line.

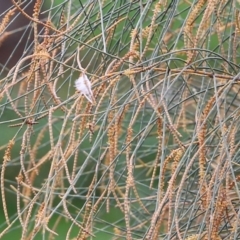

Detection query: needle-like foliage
xmin=1 ymin=0 xmax=240 ymax=239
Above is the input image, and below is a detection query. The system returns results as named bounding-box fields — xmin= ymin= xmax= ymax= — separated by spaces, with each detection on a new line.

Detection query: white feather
xmin=75 ymin=73 xmax=94 ymax=104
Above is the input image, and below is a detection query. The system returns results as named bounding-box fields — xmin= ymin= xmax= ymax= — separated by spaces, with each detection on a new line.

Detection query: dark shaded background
xmin=0 ymin=1 xmax=36 ymax=69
